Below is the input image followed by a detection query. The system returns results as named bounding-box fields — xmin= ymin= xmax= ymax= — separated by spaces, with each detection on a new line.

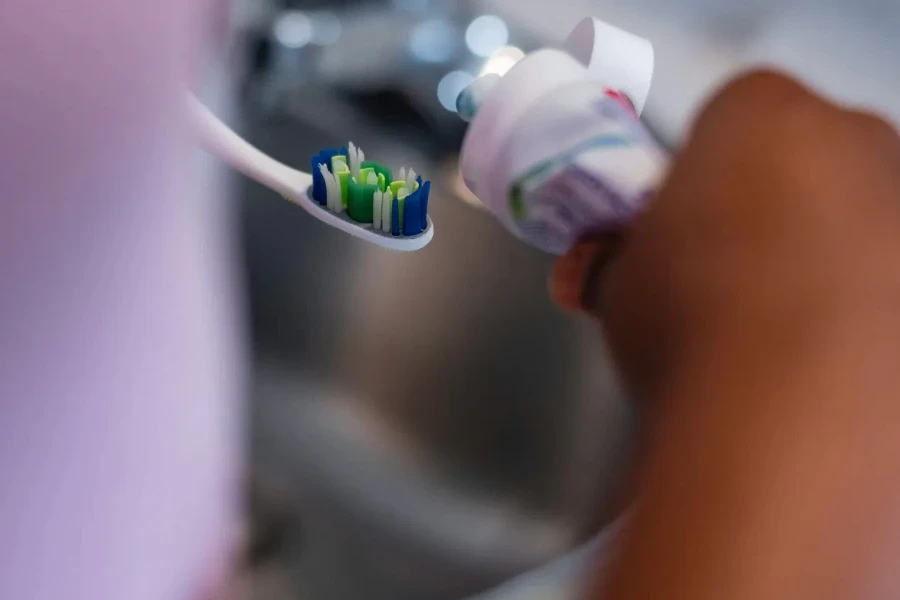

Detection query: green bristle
xmin=362 ymin=161 xmax=392 ymax=186
xmin=347 ymin=180 xmax=378 ymax=223
xmin=377 ymin=173 xmax=386 ymax=192
xmin=389 ymin=180 xmax=406 ymax=197
xmin=357 ymin=167 xmax=375 ymax=186
xmin=336 ymin=170 xmax=350 ymax=207
xmin=331 ymin=155 xmax=348 ymax=173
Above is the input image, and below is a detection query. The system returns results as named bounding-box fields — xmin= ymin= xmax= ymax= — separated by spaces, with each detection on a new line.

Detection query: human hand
xmin=553 ymin=70 xmax=900 ymax=400
xmin=554 ymin=70 xmax=900 ymax=600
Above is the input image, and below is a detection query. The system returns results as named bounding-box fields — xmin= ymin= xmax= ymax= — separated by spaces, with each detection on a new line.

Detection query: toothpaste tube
xmin=458 ymin=20 xmax=668 ymax=255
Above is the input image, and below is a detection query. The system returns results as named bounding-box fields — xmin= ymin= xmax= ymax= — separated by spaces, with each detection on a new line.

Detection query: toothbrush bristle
xmin=373 ymin=190 xmax=383 ymax=230
xmin=382 ymin=189 xmax=393 ymax=234
xmin=391 ymin=196 xmax=401 ymax=236
xmin=332 ymin=172 xmax=344 ymax=213
xmin=318 ymin=163 xmax=336 ymax=210
xmin=317 ymin=163 xmax=329 ymax=208
xmin=311 ymin=146 xmax=430 ymax=239
xmin=356 ymin=145 xmax=362 ymax=179
xmin=355 ymin=145 xmax=363 ymax=180
xmin=347 ymin=141 xmax=359 ymax=181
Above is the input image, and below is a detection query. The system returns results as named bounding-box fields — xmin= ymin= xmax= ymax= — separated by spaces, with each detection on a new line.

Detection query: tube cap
xmin=456 ymin=74 xmax=503 ymax=123
xmin=563 ymin=17 xmax=654 ymax=115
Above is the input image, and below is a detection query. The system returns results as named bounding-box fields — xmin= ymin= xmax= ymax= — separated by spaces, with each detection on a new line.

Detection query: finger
xmin=550 ymin=236 xmax=620 ymax=314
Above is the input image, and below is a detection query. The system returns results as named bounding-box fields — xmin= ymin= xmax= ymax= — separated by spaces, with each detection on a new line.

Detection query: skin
xmin=562 ymin=71 xmax=900 ymax=599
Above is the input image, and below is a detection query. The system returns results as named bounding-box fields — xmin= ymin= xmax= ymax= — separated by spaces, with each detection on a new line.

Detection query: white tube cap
xmin=563 ymin=17 xmax=655 ymax=115
xmin=458 ymin=49 xmax=590 ymax=213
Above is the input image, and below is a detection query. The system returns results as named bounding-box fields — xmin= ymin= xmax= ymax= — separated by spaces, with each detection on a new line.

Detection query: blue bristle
xmin=403 ymin=191 xmax=422 ymax=236
xmin=419 ymin=180 xmax=431 ymax=231
xmin=310 ymin=148 xmax=342 ymax=205
xmin=391 ymin=198 xmax=400 ymax=236
xmin=311 ymin=155 xmax=326 ymax=204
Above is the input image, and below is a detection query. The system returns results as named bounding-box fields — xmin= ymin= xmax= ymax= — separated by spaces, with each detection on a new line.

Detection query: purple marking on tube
xmin=565 ymin=166 xmax=633 ymax=219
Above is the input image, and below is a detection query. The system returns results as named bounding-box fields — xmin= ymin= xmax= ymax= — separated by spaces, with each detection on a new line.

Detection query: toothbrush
xmin=188 ymin=94 xmax=434 ymax=251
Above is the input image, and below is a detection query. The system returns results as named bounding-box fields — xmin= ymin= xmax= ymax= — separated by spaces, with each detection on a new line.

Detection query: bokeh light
xmin=273 ymin=11 xmax=313 ymax=49
xmin=437 ymin=71 xmax=475 ymax=112
xmin=465 ymin=15 xmax=509 ymax=58
xmin=309 ymin=11 xmax=342 ymax=46
xmin=408 ymin=19 xmax=458 ymax=63
xmin=479 ymin=46 xmax=525 ymax=76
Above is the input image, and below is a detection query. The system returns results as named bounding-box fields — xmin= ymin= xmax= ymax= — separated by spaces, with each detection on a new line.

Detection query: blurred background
xmin=211 ymin=0 xmax=900 ymax=598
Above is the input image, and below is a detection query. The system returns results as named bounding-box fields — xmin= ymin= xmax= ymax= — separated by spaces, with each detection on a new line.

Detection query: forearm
xmin=598 ymin=320 xmax=900 ymax=599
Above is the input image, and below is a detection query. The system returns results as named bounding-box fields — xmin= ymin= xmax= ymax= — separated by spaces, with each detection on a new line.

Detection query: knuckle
xmin=717 ymin=69 xmax=810 ymax=104
xmin=846 ymin=110 xmax=900 ymax=148
xmin=691 ymin=69 xmax=828 ymax=144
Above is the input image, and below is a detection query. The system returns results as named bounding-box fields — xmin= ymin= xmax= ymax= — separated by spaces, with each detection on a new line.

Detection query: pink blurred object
xmin=0 ymin=1 xmax=243 ymax=599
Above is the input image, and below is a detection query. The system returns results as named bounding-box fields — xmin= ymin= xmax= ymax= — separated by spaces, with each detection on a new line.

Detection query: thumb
xmin=549 ymin=236 xmax=621 ymax=315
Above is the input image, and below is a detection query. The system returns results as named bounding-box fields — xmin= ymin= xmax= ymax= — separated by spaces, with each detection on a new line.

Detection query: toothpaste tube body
xmin=459 ymin=31 xmax=667 ymax=255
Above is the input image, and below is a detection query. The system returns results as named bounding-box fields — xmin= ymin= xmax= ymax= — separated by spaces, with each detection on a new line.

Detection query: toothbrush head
xmin=309 ymin=143 xmax=434 ymax=251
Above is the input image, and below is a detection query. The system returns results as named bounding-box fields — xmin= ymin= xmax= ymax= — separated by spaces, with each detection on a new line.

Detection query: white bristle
xmin=330 ymin=168 xmax=343 ymax=213
xmin=398 ymin=167 xmax=407 ymax=184
xmin=318 ymin=164 xmax=329 ymax=210
xmin=406 ymin=168 xmax=417 ymax=191
xmin=348 ymin=141 xmax=361 ymax=181
xmin=367 ymin=172 xmax=378 ymax=186
xmin=319 ymin=164 xmax=337 ymax=211
xmin=334 ymin=179 xmax=344 ymax=214
xmin=373 ymin=190 xmax=383 ymax=230
xmin=359 ymin=148 xmax=366 ymax=164
xmin=382 ymin=189 xmax=393 ymax=233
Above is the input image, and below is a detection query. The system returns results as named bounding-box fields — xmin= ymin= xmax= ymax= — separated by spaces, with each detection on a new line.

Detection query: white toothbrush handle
xmin=187 ymin=94 xmax=308 ymax=201
xmin=188 ymin=94 xmax=434 ymax=252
